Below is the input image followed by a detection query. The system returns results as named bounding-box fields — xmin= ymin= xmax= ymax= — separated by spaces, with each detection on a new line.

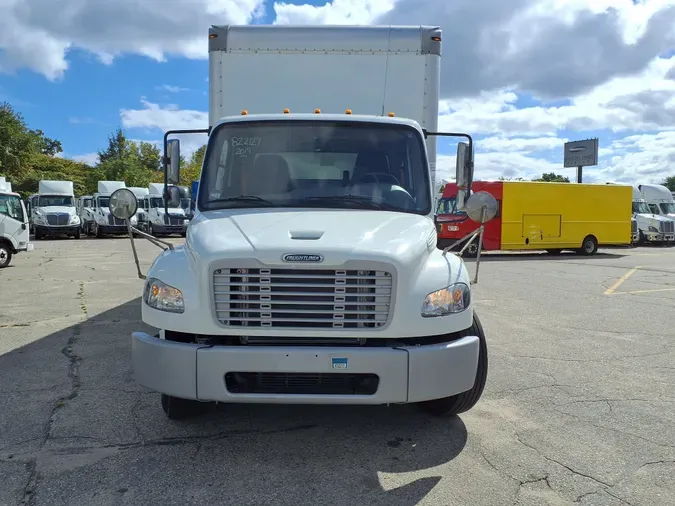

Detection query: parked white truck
xmin=0 ymin=177 xmax=33 ymax=267
xmin=87 ymin=181 xmax=128 ymax=237
xmin=632 ymin=185 xmax=675 ymax=244
xmin=639 ymin=183 xmax=675 ymax=221
xmin=30 ymin=180 xmax=80 ymax=239
xmin=135 ymin=182 xmax=188 ymax=237
xmin=111 ymin=25 xmax=488 ymax=421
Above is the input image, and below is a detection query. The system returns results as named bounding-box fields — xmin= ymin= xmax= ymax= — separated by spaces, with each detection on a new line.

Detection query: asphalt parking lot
xmin=1 ymin=237 xmax=674 ymax=506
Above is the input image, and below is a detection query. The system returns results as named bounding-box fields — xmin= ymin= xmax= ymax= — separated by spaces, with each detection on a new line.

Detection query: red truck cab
xmin=435 ymin=181 xmax=503 ymax=253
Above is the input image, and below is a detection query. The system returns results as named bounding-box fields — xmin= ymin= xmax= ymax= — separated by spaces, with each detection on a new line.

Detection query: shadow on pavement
xmin=0 ymin=298 xmax=468 ymax=505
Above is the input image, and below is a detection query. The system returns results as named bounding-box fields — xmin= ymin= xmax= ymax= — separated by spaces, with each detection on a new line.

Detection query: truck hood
xmin=635 ymin=213 xmax=672 ymax=223
xmin=37 ymin=206 xmax=76 ymax=215
xmin=188 ymin=209 xmax=436 ymax=266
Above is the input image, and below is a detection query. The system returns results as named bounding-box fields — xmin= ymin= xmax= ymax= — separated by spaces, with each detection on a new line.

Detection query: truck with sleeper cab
xmin=632 ymin=186 xmax=675 ymax=244
xmin=112 ymin=24 xmax=489 ymax=421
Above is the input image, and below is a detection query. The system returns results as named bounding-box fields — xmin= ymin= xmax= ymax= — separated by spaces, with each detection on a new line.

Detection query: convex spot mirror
xmin=167 ymin=139 xmax=181 ymax=185
xmin=109 ymin=188 xmax=138 ymax=221
xmin=165 ymin=186 xmax=182 ymax=209
xmin=465 ymin=191 xmax=498 ymax=224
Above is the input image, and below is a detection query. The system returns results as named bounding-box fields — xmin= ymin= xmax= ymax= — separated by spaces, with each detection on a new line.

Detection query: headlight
xmin=143 ymin=278 xmax=184 ymax=313
xmin=70 ymin=215 xmax=80 ymax=224
xmin=421 ymin=282 xmax=470 ymax=317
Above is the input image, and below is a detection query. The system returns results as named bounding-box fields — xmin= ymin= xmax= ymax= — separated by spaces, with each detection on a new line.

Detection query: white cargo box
xmin=128 ymin=187 xmax=150 ymax=197
xmin=98 ymin=181 xmax=126 ymax=194
xmin=39 ymin=180 xmax=74 ymax=195
xmin=0 ymin=178 xmax=11 ymax=193
xmin=148 ymin=182 xmax=165 ymax=195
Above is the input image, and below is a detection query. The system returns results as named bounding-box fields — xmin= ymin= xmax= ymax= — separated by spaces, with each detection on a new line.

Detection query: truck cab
xmin=31 ymin=180 xmax=80 ymax=240
xmin=89 ymin=181 xmax=127 ymax=237
xmin=632 ymin=186 xmax=675 ymax=244
xmin=127 ymin=187 xmax=150 ymax=227
xmin=138 ymin=182 xmax=187 ymax=237
xmin=76 ymin=195 xmax=95 ymax=235
xmin=0 ymin=177 xmax=33 ymax=268
xmin=639 ymin=184 xmax=675 ymax=221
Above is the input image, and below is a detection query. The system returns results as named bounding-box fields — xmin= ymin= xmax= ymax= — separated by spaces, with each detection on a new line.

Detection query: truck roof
xmin=209 ymin=24 xmax=441 ymax=55
xmin=128 ymin=186 xmax=150 ymax=197
xmin=97 ymin=181 xmax=126 ymax=194
xmin=212 ymin=112 xmax=425 ymax=132
xmin=38 ymin=180 xmax=74 ymax=196
xmin=639 ymin=183 xmax=673 ymax=201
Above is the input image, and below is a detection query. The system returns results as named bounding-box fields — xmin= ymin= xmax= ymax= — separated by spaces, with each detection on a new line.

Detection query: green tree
xmin=661 ymin=176 xmax=675 ymax=192
xmin=533 ymin=172 xmax=570 ymax=183
xmin=180 ymin=144 xmax=206 ymax=185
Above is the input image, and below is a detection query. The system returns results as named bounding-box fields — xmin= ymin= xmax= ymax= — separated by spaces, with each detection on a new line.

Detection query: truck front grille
xmin=631 ymin=219 xmax=637 ymax=234
xmin=213 ymin=268 xmax=393 ymax=329
xmin=107 ymin=215 xmax=125 ymax=226
xmin=46 ymin=213 xmax=69 ymax=226
xmin=225 ymin=372 xmax=379 ymax=395
xmin=660 ymin=220 xmax=674 ymax=233
xmin=164 ymin=215 xmax=183 ymax=226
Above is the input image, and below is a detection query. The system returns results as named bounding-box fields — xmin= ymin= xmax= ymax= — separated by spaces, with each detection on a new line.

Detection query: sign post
xmin=563 ymin=138 xmax=599 ymax=183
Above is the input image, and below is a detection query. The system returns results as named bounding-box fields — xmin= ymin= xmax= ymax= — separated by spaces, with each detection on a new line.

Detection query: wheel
xmin=149 ymin=223 xmax=156 ymax=237
xmin=546 ymin=249 xmax=563 ymax=255
xmin=74 ymin=228 xmax=81 ymax=239
xmin=0 ymin=243 xmax=12 ymax=268
xmin=577 ymin=235 xmax=598 ymax=255
xmin=418 ymin=312 xmax=488 ymax=416
xmin=95 ymin=223 xmax=103 ymax=238
xmin=161 ymin=394 xmax=207 ymax=420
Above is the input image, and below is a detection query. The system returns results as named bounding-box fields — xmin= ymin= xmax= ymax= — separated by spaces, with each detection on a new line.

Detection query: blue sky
xmin=1 ymin=0 xmax=674 ymax=184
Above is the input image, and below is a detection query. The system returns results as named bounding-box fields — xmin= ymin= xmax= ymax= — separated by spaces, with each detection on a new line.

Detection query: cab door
xmin=0 ymin=193 xmax=29 ymax=251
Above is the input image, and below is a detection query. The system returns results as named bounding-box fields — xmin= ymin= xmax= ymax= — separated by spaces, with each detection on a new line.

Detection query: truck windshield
xmin=659 ymin=202 xmax=675 ymax=213
xmin=150 ymin=196 xmax=180 ymax=209
xmin=38 ymin=195 xmax=74 ymax=207
xmin=199 ymin=120 xmax=431 ymax=215
xmin=97 ymin=197 xmax=110 ymax=208
xmin=632 ymin=201 xmax=651 ymax=214
xmin=436 ymin=196 xmax=466 ymax=216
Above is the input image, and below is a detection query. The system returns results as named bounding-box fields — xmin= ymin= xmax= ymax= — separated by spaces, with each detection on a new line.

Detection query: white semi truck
xmin=632 ymin=185 xmax=675 ymax=244
xmin=0 ymin=177 xmax=33 ymax=267
xmin=30 ymin=180 xmax=80 ymax=239
xmin=89 ymin=181 xmax=128 ymax=237
xmin=112 ymin=25 xmax=488 ymax=421
xmin=639 ymin=183 xmax=675 ymax=221
xmin=135 ymin=182 xmax=188 ymax=237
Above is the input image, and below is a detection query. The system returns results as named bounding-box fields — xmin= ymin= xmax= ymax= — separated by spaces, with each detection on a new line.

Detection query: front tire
xmin=161 ymin=394 xmax=207 ymax=420
xmin=418 ymin=312 xmax=488 ymax=416
xmin=0 ymin=244 xmax=12 ymax=268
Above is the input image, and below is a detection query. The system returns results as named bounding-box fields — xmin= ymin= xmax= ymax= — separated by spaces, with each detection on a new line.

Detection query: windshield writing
xmin=199 ymin=121 xmax=431 ymax=215
xmin=39 ymin=195 xmax=74 ymax=207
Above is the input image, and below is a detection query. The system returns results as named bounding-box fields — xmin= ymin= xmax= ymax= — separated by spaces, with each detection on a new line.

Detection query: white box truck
xmin=117 ymin=25 xmax=487 ymax=421
xmin=31 ymin=180 xmax=80 ymax=240
xmin=0 ymin=177 xmax=33 ymax=267
xmin=632 ymin=185 xmax=675 ymax=244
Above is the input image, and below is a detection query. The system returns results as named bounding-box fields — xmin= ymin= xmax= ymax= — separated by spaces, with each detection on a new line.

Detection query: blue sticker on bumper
xmin=332 ymin=357 xmax=348 ymax=369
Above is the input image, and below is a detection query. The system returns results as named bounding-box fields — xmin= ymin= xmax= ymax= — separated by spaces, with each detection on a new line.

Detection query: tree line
xmin=0 ymin=102 xmax=205 ymax=199
xmin=2 ymin=101 xmax=674 ymax=199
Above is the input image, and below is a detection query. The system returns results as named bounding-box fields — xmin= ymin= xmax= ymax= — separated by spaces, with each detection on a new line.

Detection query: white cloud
xmin=156 ymin=85 xmax=190 ymax=93
xmin=69 ymin=152 xmax=99 ymax=166
xmin=0 ymin=0 xmax=266 ymax=80
xmin=274 ymin=0 xmax=394 ymax=24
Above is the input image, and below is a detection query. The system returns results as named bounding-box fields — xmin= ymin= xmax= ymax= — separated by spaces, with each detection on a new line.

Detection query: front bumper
xmin=34 ymin=225 xmax=79 ymax=236
xmin=97 ymin=224 xmax=128 ymax=235
xmin=131 ymin=332 xmax=480 ymax=404
xmin=644 ymin=231 xmax=675 ymax=242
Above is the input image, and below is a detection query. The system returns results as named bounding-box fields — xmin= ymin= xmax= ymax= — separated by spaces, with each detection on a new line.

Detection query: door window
xmin=0 ymin=194 xmax=25 ymax=221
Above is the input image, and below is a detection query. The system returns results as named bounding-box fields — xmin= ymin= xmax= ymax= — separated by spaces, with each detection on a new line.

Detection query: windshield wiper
xmin=299 ymin=195 xmax=391 ymax=210
xmin=207 ymin=195 xmax=278 ymax=207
